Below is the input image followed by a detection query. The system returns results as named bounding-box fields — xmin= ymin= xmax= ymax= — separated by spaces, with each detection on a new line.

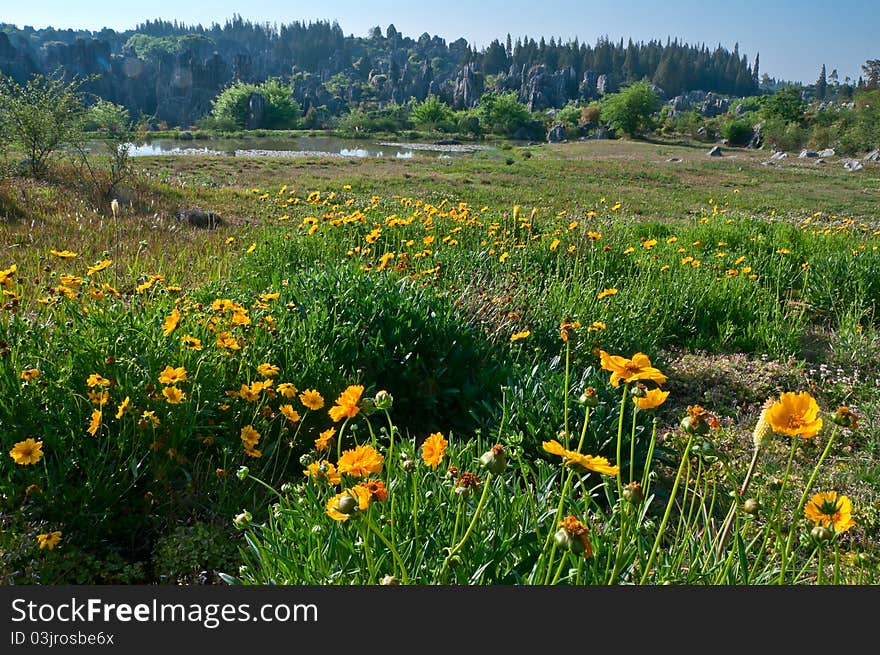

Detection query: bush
xmin=0 ymin=70 xmax=90 ymax=176
xmin=478 ymin=91 xmax=540 ymax=137
xmin=208 ymin=78 xmax=301 ymax=130
xmin=410 ymin=95 xmax=455 ymax=132
xmin=599 ymin=80 xmax=662 ymax=137
xmin=722 ymin=118 xmax=755 ymax=146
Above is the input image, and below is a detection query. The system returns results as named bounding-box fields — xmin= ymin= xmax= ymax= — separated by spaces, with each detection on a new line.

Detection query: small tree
xmin=478 ymin=91 xmax=537 ymax=137
xmin=598 ymin=80 xmax=661 ymax=137
xmin=79 ymin=99 xmax=138 ymax=199
xmin=0 ymin=70 xmax=90 ymax=176
xmin=410 ymin=95 xmax=454 ymax=131
xmin=760 ymin=87 xmax=805 ymax=124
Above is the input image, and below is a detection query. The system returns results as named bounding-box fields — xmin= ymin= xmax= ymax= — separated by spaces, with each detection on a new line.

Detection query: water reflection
xmin=114 ymin=136 xmax=485 ymax=159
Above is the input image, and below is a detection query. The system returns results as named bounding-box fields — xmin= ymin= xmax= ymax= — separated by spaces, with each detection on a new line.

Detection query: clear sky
xmin=1 ymin=0 xmax=876 ymax=84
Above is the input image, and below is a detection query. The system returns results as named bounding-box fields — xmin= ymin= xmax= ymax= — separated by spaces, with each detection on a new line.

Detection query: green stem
xmin=817 ymin=546 xmax=824 ymax=585
xmin=615 ymin=382 xmax=630 ymax=502
xmin=366 ymin=515 xmax=410 ymax=584
xmin=629 ymin=404 xmax=638 ymax=483
xmin=563 ymin=341 xmax=571 ymax=449
xmin=550 ymin=553 xmax=569 ymax=585
xmin=639 ymin=433 xmax=694 ymax=585
xmin=778 ymin=425 xmax=839 ymax=583
xmin=441 ymin=472 xmax=493 ymax=580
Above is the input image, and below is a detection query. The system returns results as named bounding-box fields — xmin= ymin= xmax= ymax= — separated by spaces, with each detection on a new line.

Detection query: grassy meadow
xmin=1 ymin=137 xmax=878 ymax=584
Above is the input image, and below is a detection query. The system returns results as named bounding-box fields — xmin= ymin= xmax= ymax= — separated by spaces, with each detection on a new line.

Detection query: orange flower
xmin=542 ymin=439 xmax=619 ymax=476
xmin=299 ymin=389 xmax=324 ymax=411
xmin=314 ymin=427 xmax=335 ymax=451
xmin=158 ymin=365 xmax=186 ymax=385
xmin=598 ymin=350 xmax=667 ymax=387
xmin=804 ymin=491 xmax=855 ymax=533
xmin=280 ymin=404 xmax=301 ymax=424
xmin=9 ymin=438 xmax=44 ymax=465
xmin=162 ymin=386 xmax=184 ymax=404
xmin=328 ymin=384 xmax=364 ymax=422
xmin=421 ymin=432 xmax=448 ymax=468
xmin=305 ymin=461 xmax=342 ymax=485
xmin=765 ymin=391 xmax=823 ymax=439
xmin=633 ymin=388 xmax=669 ymax=410
xmin=161 ymin=309 xmax=180 ymax=336
xmin=337 ymin=444 xmax=384 ymax=478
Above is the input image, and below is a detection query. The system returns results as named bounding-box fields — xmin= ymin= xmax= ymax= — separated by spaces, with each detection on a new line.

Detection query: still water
xmin=115 ymin=135 xmax=489 ymax=159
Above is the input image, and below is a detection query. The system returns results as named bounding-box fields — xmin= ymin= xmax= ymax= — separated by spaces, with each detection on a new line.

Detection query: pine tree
xmin=815 ymin=64 xmax=827 ymax=100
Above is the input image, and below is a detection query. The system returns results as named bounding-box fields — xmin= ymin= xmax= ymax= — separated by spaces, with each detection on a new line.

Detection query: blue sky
xmin=2 ymin=0 xmax=876 ymax=83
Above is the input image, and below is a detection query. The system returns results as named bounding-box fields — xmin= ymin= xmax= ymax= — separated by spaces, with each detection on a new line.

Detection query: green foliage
xmin=409 ymin=95 xmax=455 ymax=132
xmin=478 ymin=91 xmax=540 ymax=137
xmin=760 ymin=87 xmax=806 ymax=124
xmin=599 ymin=80 xmax=662 ymax=137
xmin=0 ymin=70 xmax=90 ymax=176
xmin=722 ymin=118 xmax=755 ymax=146
xmin=761 ymin=117 xmax=807 ymax=151
xmin=209 ymin=79 xmax=301 ymax=130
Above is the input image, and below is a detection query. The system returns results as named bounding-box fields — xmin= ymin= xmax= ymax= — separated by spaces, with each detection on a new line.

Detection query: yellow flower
xmin=633 ymin=388 xmax=669 ymax=410
xmin=86 ymin=373 xmax=111 ymax=387
xmin=328 ymin=384 xmax=364 ymax=422
xmin=87 ymin=410 xmax=102 ymax=436
xmin=216 ymin=331 xmax=241 ymax=350
xmin=542 ymin=439 xmax=619 ymax=476
xmin=86 ymin=259 xmax=113 ymax=275
xmin=510 ymin=330 xmax=531 ymax=342
xmin=276 ymin=382 xmax=298 ymax=398
xmin=326 ymin=490 xmax=359 ymax=521
xmin=240 ymin=425 xmax=262 ymax=458
xmin=37 ymin=531 xmax=62 ymax=550
xmin=804 ymin=491 xmax=855 ymax=533
xmin=765 ymin=391 xmax=823 ymax=439
xmin=421 ymin=432 xmax=448 ymax=468
xmin=304 ymin=461 xmax=342 ymax=485
xmin=280 ymin=404 xmax=301 ymax=423
xmin=182 ymin=335 xmax=202 ymax=350
xmin=161 ymin=309 xmax=180 ymax=336
xmin=20 ymin=368 xmax=40 ymax=382
xmin=598 ymin=351 xmax=667 ymax=388
xmin=9 ymin=438 xmax=44 ymax=465
xmin=115 ymin=396 xmax=131 ymax=419
xmin=88 ymin=389 xmax=110 ymax=406
xmin=50 ymin=249 xmax=78 ymax=258
xmin=162 ymin=386 xmax=184 ymax=404
xmin=314 ymin=427 xmax=336 ymax=451
xmin=158 ymin=365 xmax=187 ymax=385
xmin=257 ymin=363 xmax=280 ymax=378
xmin=337 ymin=444 xmax=384 ymax=478
xmin=597 ymin=288 xmax=618 ymax=299
xmin=300 ymin=389 xmax=325 ymax=410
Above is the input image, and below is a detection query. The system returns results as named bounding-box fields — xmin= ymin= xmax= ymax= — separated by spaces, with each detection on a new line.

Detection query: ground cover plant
xmin=0 ymin=138 xmax=878 ymax=584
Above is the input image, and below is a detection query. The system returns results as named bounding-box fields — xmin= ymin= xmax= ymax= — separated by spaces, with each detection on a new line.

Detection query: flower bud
xmin=479 ymin=444 xmax=507 ymax=475
xmin=299 ymin=452 xmax=314 ymax=467
xmin=752 ymin=400 xmax=774 ymax=449
xmin=742 ymin=498 xmax=759 ymax=515
xmin=380 ymin=575 xmax=400 ymax=585
xmin=680 ymin=415 xmax=709 ymax=436
xmin=374 ymin=390 xmax=394 ymax=410
xmin=233 ymin=510 xmax=252 ymax=529
xmin=832 ymin=406 xmax=858 ymax=429
xmin=554 ymin=527 xmax=574 ymax=550
xmin=622 ymin=481 xmax=644 ymax=504
xmin=280 ymin=482 xmax=295 ymax=494
xmin=578 ymin=387 xmax=599 ymax=407
xmin=336 ymin=493 xmax=357 ymax=515
xmin=811 ymin=525 xmax=834 ymax=543
xmin=630 ymin=383 xmax=648 ymax=399
xmin=236 ymin=466 xmax=250 ymax=481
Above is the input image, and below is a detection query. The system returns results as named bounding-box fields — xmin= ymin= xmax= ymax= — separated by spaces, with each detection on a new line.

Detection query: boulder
xmin=798 ymin=149 xmax=819 ymax=158
xmin=864 ymin=149 xmax=880 ymax=161
xmin=706 ymin=146 xmax=723 ymax=157
xmin=177 ymin=209 xmax=224 ymax=229
xmin=843 ymin=159 xmax=864 ymax=171
xmin=817 ymin=148 xmax=835 ymax=157
xmin=770 ymin=151 xmax=788 ymax=160
xmin=546 ymin=123 xmax=566 ymax=143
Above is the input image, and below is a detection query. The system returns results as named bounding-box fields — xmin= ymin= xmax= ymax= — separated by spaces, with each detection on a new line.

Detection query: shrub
xmin=599 ymin=80 xmax=662 ymax=137
xmin=722 ymin=118 xmax=755 ymax=146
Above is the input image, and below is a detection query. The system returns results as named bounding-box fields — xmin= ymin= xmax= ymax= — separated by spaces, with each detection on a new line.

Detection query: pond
xmin=99 ymin=135 xmax=492 ymax=159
